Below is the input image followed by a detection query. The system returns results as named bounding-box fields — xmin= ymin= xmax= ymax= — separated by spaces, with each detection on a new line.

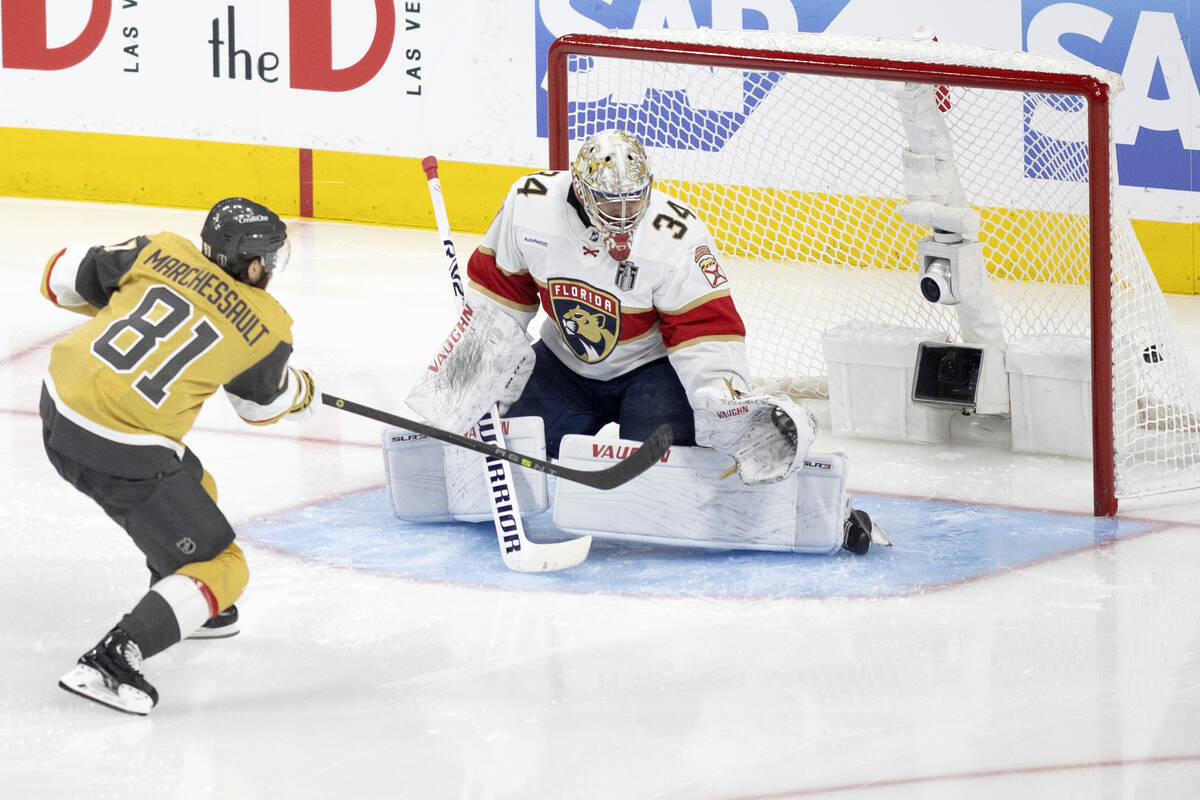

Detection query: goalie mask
xmin=571 ymin=129 xmax=652 ymax=261
xmin=201 ymin=197 xmax=290 ymax=281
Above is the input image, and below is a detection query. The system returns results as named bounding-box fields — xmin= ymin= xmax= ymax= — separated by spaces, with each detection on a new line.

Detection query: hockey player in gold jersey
xmin=41 ymin=197 xmax=318 ymax=715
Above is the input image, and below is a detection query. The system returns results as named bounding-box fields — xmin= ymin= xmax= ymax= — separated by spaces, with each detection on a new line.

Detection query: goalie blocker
xmin=405 ymin=295 xmax=535 ymax=435
xmin=384 ymin=417 xmax=887 ymax=554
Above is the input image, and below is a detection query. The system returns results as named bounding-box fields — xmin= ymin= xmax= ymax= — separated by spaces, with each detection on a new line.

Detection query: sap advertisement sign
xmin=533 ymin=0 xmax=851 ymax=141
xmin=1024 ymin=0 xmax=1200 ymax=193
xmin=536 ymin=0 xmax=1200 ymax=199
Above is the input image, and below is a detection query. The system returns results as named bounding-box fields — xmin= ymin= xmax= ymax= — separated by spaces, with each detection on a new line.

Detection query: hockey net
xmin=546 ymin=29 xmax=1200 ymax=515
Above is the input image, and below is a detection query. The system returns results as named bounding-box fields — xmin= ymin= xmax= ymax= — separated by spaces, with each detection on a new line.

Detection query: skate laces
xmin=119 ymin=639 xmax=145 ymax=673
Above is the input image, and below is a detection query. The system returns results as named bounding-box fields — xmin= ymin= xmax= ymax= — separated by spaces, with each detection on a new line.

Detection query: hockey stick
xmin=421 ymin=156 xmax=591 ymax=571
xmin=323 ymin=393 xmax=671 ymax=492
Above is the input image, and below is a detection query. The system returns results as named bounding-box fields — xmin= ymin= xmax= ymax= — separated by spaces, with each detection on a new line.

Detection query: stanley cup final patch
xmin=614 ymin=260 xmax=638 ymax=291
xmin=549 ymin=278 xmax=620 ymax=363
xmin=695 ymin=245 xmax=726 ymax=288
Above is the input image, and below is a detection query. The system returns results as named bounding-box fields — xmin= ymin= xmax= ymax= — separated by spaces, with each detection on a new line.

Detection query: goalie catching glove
xmin=694 ymin=380 xmax=816 ymax=484
xmin=406 ymin=297 xmax=535 ymax=433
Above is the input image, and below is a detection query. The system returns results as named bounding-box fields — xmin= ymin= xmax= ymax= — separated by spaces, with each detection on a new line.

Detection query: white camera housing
xmin=917 ymin=234 xmax=984 ymax=305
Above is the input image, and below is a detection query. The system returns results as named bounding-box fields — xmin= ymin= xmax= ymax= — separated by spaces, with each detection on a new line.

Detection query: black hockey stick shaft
xmin=322 ymin=393 xmax=671 ymax=490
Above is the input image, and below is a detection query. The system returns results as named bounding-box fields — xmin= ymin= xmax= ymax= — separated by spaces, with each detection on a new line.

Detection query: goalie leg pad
xmin=443 ymin=416 xmax=549 ymax=521
xmin=384 ymin=428 xmax=455 ymax=521
xmin=552 ymin=435 xmax=847 ymax=554
xmin=383 ymin=417 xmax=549 ymax=522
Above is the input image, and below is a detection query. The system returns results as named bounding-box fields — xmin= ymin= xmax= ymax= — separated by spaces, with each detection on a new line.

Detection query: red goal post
xmin=546 ymin=30 xmax=1200 ymax=517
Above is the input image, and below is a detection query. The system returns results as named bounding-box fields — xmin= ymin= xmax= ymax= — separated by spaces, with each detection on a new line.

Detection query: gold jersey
xmin=42 ymin=231 xmax=297 ymax=450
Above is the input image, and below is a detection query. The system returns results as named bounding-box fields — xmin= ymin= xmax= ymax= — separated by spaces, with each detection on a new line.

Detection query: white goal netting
xmin=550 ymin=29 xmax=1200 ymax=510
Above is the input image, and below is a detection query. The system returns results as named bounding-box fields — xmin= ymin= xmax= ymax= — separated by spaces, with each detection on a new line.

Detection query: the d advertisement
xmin=0 ymin=1 xmax=453 ymax=156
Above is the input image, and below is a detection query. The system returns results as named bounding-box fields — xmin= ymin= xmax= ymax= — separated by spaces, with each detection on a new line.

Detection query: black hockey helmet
xmin=200 ymin=197 xmax=290 ymax=280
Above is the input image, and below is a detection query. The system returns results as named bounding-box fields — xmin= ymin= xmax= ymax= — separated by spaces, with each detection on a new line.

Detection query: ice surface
xmin=2 ymin=199 xmax=1197 ymax=799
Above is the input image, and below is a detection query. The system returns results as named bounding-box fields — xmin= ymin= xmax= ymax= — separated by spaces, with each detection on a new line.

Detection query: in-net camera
xmin=917 ymin=231 xmax=984 ymax=305
xmin=901 ymin=202 xmax=984 ymax=306
xmin=912 ymin=341 xmax=984 ymax=409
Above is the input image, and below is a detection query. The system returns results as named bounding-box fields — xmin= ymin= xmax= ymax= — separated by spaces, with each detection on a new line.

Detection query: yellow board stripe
xmin=0 ymin=126 xmax=533 ymax=233
xmin=0 ymin=127 xmax=297 ymax=213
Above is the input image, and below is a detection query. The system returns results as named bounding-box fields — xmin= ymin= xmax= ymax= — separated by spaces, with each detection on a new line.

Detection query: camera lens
xmin=920 ymin=276 xmax=941 ymax=303
xmin=938 ymin=351 xmax=965 ymax=383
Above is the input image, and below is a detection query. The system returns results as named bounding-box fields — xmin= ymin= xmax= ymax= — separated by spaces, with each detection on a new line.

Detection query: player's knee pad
xmin=553 ymin=435 xmax=848 ymax=554
xmin=176 ymin=540 xmax=248 ymax=613
xmin=383 ymin=416 xmax=549 ymax=522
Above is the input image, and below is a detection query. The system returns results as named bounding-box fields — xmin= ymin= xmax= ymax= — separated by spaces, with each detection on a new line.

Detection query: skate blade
xmin=869 ymin=522 xmax=892 ymax=548
xmin=186 ymin=624 xmax=240 ymax=640
xmin=59 ymin=664 xmax=153 ymax=716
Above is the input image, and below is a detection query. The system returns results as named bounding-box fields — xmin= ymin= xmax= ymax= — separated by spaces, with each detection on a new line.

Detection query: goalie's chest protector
xmin=500 ymin=172 xmax=717 ymax=380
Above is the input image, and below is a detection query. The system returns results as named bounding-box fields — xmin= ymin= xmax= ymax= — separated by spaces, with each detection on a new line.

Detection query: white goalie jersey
xmin=465 ymin=170 xmax=751 ymax=401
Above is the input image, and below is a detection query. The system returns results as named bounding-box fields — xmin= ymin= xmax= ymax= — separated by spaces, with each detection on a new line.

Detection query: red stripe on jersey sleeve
xmin=658 ymin=295 xmax=746 ymax=349
xmin=619 ymin=309 xmax=659 ymax=341
xmin=467 ymin=248 xmax=540 ymax=309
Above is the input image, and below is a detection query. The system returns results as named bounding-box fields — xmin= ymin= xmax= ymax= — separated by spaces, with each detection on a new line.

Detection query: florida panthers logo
xmin=549 ymin=279 xmax=619 ymax=363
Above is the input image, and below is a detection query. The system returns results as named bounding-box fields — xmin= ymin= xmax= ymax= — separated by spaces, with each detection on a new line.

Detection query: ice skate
xmin=843 ymin=508 xmax=891 ymax=555
xmin=188 ymin=604 xmax=239 ymax=639
xmin=58 ymin=627 xmax=158 ymax=716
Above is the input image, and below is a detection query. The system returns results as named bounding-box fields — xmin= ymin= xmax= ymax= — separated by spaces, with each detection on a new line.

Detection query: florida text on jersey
xmin=40 ymin=232 xmax=303 ymax=476
xmin=465 ymin=170 xmax=749 ymax=398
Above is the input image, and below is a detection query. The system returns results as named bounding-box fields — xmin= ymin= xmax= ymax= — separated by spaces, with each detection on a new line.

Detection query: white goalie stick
xmin=420 ymin=156 xmax=593 ymax=572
